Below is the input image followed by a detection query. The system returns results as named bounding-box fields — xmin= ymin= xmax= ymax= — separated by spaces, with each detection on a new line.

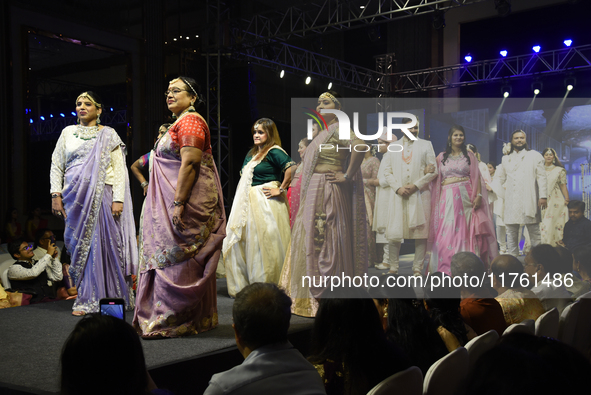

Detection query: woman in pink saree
xmin=133 ymin=77 xmax=226 ymax=338
xmin=427 ymin=125 xmax=497 ymax=275
xmin=279 ymin=91 xmax=368 ymax=317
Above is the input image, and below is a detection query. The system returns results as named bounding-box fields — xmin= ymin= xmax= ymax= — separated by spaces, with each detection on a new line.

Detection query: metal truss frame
xmin=391 ymin=44 xmax=591 ymax=93
xmin=231 ymin=0 xmax=489 ymax=44
xmin=206 ymin=0 xmax=232 ymax=208
xmin=236 ymin=41 xmax=386 ymax=93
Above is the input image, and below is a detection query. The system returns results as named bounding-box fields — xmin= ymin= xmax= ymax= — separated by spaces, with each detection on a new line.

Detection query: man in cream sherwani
xmin=378 ymin=119 xmax=437 ymax=276
xmin=492 ymin=130 xmax=547 ymax=257
xmin=373 ymin=130 xmax=397 ymax=269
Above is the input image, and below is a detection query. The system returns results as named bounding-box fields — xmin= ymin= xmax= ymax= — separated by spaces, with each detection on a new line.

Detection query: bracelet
xmin=477 ymin=193 xmax=482 ymax=197
xmin=279 ymin=187 xmax=286 ymax=194
xmin=174 ymin=200 xmax=185 ymax=206
xmin=51 ymin=193 xmax=61 ymax=199
xmin=141 ymin=181 xmax=149 ymax=188
xmin=343 ymin=173 xmax=350 ymax=180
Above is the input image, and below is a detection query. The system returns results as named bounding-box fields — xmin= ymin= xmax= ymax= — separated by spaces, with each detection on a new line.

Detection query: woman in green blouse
xmin=222 ymin=118 xmax=296 ymax=297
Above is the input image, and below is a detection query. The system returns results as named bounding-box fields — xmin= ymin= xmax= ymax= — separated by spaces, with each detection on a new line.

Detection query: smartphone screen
xmin=99 ymin=298 xmax=125 ymax=320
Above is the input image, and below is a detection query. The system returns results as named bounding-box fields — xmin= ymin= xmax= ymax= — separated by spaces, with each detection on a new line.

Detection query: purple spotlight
xmin=500 ymin=50 xmax=508 ymax=57
xmin=532 ymin=45 xmax=541 ymax=53
xmin=464 ymin=55 xmax=473 ymax=63
xmin=564 ymin=39 xmax=572 ymax=47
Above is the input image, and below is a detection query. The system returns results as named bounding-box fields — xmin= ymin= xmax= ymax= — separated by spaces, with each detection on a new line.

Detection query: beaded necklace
xmin=73 ymin=125 xmax=100 ymax=140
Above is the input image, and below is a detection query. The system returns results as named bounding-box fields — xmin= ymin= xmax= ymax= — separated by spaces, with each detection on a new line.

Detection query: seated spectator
xmin=491 ymin=255 xmax=545 ymax=325
xmin=559 ymin=200 xmax=591 ymax=253
xmin=33 ymin=228 xmax=61 ymax=261
xmin=451 ymin=252 xmax=507 ymax=335
xmin=7 ymin=239 xmax=62 ymax=304
xmin=465 ymin=333 xmax=588 ymax=394
xmin=61 ymin=314 xmax=169 ymax=395
xmin=204 ymin=283 xmax=326 ymax=395
xmin=384 ymin=282 xmax=448 ymax=374
xmin=423 ymin=272 xmax=477 ymax=351
xmin=4 ymin=207 xmax=23 ymax=243
xmin=0 ymin=282 xmax=32 ymax=309
xmin=33 ymin=228 xmax=76 ymax=296
xmin=308 ymin=287 xmax=409 ymax=395
xmin=525 ymin=244 xmax=572 ymax=313
xmin=573 ymin=245 xmax=591 ymax=286
xmin=554 ymin=245 xmax=590 ymax=298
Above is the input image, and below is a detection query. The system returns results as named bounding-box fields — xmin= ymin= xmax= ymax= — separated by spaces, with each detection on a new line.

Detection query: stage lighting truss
xmin=390 ymin=44 xmax=591 ymax=94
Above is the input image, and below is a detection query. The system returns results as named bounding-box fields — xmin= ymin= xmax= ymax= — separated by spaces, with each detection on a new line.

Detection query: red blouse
xmin=168 ymin=113 xmax=211 ymax=154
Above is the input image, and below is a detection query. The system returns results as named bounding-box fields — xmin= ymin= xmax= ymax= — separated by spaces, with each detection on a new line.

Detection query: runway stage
xmin=0 ymin=254 xmax=421 ymax=395
xmin=0 ymin=279 xmax=315 ymax=395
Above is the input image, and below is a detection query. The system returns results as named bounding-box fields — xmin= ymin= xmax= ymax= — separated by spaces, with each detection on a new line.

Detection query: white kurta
xmin=381 ymin=137 xmax=437 ymax=241
xmin=373 ymin=149 xmax=394 ymax=244
xmin=492 ymin=150 xmax=547 ymax=225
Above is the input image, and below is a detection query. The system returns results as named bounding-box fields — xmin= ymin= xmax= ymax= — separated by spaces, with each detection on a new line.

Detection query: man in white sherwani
xmin=373 ymin=130 xmax=397 ymax=269
xmin=379 ymin=119 xmax=437 ymax=276
xmin=492 ymin=130 xmax=547 ymax=257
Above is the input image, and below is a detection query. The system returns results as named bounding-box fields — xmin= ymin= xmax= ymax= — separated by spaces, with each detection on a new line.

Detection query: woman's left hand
xmin=326 ymin=170 xmax=349 ymax=184
xmin=262 ymin=187 xmax=281 ymax=199
xmin=472 ymin=196 xmax=482 ymax=210
xmin=172 ymin=205 xmax=186 ymax=231
xmin=112 ymin=202 xmax=123 ymax=217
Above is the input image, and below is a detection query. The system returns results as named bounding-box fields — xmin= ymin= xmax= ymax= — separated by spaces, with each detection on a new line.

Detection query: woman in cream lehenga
xmin=279 ymin=91 xmax=368 ymax=317
xmin=222 ymin=118 xmax=295 ymax=297
xmin=540 ymin=148 xmax=569 ymax=246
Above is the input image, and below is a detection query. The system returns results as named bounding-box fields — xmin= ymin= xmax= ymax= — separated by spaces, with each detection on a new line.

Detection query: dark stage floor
xmin=0 ymin=279 xmax=315 ymax=395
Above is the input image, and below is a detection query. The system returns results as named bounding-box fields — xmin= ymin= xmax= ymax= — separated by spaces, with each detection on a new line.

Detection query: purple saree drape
xmin=133 ymin=131 xmax=226 ymax=337
xmin=62 ymin=127 xmax=137 ymax=313
xmin=279 ymin=123 xmax=368 ymax=317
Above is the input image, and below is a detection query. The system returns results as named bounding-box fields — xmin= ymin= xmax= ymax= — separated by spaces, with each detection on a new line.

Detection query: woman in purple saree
xmin=50 ymin=92 xmax=137 ymax=315
xmin=279 ymin=91 xmax=368 ymax=317
xmin=133 ymin=77 xmax=226 ymax=338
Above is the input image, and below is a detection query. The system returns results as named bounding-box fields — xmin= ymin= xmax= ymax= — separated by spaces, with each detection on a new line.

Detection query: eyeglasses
xmin=20 ymin=243 xmax=33 ymax=252
xmin=164 ymin=89 xmax=188 ymax=97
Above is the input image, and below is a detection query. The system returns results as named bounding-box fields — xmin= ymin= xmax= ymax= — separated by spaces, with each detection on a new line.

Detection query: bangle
xmin=477 ymin=193 xmax=482 ymax=197
xmin=174 ymin=200 xmax=185 ymax=207
xmin=141 ymin=181 xmax=149 ymax=188
xmin=51 ymin=193 xmax=61 ymax=199
xmin=279 ymin=187 xmax=286 ymax=194
xmin=343 ymin=173 xmax=350 ymax=180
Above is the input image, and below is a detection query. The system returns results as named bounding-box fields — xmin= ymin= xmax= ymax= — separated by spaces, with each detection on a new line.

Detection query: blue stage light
xmin=60 ymin=113 xmax=65 ymax=117
xmin=40 ymin=116 xmax=45 ymax=121
xmin=110 ymin=107 xmax=114 ymax=111
xmin=71 ymin=112 xmax=76 ymax=116
xmin=50 ymin=114 xmax=53 ymax=118
xmin=532 ymin=45 xmax=541 ymax=53
xmin=564 ymin=39 xmax=572 ymax=47
xmin=30 ymin=119 xmax=33 ymax=124
xmin=500 ymin=50 xmax=508 ymax=57
xmin=464 ymin=55 xmax=472 ymax=63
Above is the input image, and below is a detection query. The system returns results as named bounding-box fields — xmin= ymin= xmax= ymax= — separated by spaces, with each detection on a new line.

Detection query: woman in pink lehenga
xmin=279 ymin=91 xmax=368 ymax=317
xmin=427 ymin=125 xmax=497 ymax=275
xmin=288 ymin=137 xmax=311 ymax=228
xmin=133 ymin=77 xmax=226 ymax=338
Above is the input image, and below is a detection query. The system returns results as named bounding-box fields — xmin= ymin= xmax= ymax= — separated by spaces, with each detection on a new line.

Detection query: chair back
xmin=558 ymin=301 xmax=580 ymax=346
xmin=0 ymin=257 xmax=15 ymax=289
xmin=465 ymin=330 xmax=499 ymax=369
xmin=572 ymin=293 xmax=591 ymax=359
xmin=366 ymin=366 xmax=422 ymax=395
xmin=503 ymin=323 xmax=532 ymax=336
xmin=535 ymin=307 xmax=559 ymax=338
xmin=423 ymin=347 xmax=469 ymax=395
